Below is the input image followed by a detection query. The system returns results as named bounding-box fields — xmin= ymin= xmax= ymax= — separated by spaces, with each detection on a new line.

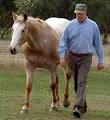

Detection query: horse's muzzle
xmin=9 ymin=47 xmax=17 ymax=55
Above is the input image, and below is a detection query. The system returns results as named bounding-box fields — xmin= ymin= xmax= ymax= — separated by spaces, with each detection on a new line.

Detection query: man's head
xmin=74 ymin=3 xmax=87 ymax=22
xmin=74 ymin=3 xmax=87 ymax=14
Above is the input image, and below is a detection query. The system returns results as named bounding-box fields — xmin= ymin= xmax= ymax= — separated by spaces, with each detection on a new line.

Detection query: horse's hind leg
xmin=21 ymin=63 xmax=35 ymax=114
xmin=63 ymin=66 xmax=71 ymax=108
xmin=49 ymin=68 xmax=59 ymax=111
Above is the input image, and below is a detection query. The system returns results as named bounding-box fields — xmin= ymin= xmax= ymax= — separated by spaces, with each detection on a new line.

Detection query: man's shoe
xmin=73 ymin=106 xmax=82 ymax=118
xmin=82 ymin=101 xmax=87 ymax=113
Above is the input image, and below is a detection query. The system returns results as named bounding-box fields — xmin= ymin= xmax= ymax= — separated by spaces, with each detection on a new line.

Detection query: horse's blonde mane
xmin=14 ymin=14 xmax=48 ymax=28
xmin=36 ymin=17 xmax=45 ymax=22
xmin=26 ymin=16 xmax=48 ymax=28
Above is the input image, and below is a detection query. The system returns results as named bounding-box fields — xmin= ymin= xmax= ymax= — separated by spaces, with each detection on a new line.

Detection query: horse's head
xmin=9 ymin=12 xmax=28 ymax=55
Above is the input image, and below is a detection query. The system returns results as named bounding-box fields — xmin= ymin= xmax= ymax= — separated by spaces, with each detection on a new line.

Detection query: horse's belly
xmin=25 ymin=55 xmax=59 ymax=69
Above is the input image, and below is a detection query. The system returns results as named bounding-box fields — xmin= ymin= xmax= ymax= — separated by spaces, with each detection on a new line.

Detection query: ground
xmin=0 ymin=40 xmax=110 ymax=120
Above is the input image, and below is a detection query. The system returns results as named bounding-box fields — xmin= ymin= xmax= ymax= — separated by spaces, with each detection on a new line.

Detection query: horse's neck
xmin=26 ymin=33 xmax=40 ymax=51
xmin=25 ymin=19 xmax=58 ymax=54
xmin=26 ymin=21 xmax=42 ymax=50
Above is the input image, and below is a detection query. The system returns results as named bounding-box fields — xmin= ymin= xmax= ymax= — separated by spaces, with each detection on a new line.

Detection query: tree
xmin=2 ymin=0 xmax=109 ymax=42
xmin=0 ymin=0 xmax=16 ymax=39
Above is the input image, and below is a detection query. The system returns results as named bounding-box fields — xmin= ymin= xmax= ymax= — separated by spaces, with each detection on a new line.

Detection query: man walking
xmin=58 ymin=3 xmax=104 ymax=118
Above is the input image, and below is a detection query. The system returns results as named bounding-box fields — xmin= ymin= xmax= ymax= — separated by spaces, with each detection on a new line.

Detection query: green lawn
xmin=0 ymin=68 xmax=110 ymax=120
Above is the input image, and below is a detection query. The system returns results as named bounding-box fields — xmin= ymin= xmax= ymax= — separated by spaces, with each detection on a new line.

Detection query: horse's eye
xmin=22 ymin=30 xmax=24 ymax=33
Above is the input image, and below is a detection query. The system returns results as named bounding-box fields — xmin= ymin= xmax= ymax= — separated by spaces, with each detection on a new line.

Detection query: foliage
xmin=1 ymin=0 xmax=110 ymax=41
xmin=0 ymin=0 xmax=16 ymax=39
xmin=14 ymin=0 xmax=110 ymax=29
xmin=15 ymin=0 xmax=33 ymax=14
xmin=15 ymin=0 xmax=73 ymax=19
xmin=0 ymin=0 xmax=16 ymax=27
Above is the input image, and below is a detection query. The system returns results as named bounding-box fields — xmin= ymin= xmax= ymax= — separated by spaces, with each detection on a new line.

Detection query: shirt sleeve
xmin=58 ymin=27 xmax=69 ymax=59
xmin=93 ymin=23 xmax=104 ymax=64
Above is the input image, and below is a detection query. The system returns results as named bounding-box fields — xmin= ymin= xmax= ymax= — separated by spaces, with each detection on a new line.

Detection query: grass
xmin=0 ymin=68 xmax=110 ymax=120
xmin=0 ymin=39 xmax=110 ymax=119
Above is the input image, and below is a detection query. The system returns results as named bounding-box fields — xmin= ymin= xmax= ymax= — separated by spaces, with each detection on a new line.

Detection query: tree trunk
xmin=103 ymin=23 xmax=108 ymax=44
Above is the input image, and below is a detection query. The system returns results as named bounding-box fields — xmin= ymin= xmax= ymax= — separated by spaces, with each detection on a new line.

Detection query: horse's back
xmin=45 ymin=17 xmax=70 ymax=37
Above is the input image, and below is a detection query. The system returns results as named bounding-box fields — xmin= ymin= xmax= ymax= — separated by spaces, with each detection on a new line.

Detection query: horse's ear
xmin=12 ymin=12 xmax=17 ymax=22
xmin=24 ymin=13 xmax=27 ymax=21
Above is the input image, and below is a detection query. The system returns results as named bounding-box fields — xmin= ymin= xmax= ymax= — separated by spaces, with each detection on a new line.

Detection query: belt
xmin=70 ymin=51 xmax=91 ymax=57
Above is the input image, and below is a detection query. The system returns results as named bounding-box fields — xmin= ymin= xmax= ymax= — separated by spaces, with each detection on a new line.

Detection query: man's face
xmin=75 ymin=12 xmax=86 ymax=23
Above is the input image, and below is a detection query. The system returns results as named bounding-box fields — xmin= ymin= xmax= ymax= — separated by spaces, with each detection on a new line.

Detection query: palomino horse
xmin=9 ymin=13 xmax=61 ymax=113
xmin=9 ymin=13 xmax=71 ymax=113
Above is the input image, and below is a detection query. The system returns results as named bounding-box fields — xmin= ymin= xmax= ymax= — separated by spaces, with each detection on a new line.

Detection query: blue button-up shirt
xmin=58 ymin=17 xmax=104 ymax=63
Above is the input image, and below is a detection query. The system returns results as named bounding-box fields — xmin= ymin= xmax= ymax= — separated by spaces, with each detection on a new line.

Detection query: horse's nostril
xmin=13 ymin=48 xmax=16 ymax=51
xmin=10 ymin=48 xmax=17 ymax=55
xmin=11 ymin=50 xmax=13 ymax=54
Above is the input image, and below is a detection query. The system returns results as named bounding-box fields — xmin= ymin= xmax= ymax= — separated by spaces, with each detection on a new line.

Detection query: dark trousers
xmin=67 ymin=51 xmax=92 ymax=107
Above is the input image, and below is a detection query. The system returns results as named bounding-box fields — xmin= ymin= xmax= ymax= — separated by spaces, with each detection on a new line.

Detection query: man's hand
xmin=60 ymin=58 xmax=66 ymax=67
xmin=97 ymin=63 xmax=104 ymax=70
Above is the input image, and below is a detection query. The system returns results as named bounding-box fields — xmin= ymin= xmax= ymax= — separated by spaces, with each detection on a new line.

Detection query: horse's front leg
xmin=55 ymin=75 xmax=59 ymax=104
xmin=21 ymin=63 xmax=35 ymax=114
xmin=63 ymin=66 xmax=71 ymax=108
xmin=49 ymin=69 xmax=59 ymax=111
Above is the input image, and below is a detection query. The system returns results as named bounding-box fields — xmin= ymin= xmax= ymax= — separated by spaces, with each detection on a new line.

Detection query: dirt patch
xmin=92 ymin=44 xmax=110 ymax=68
xmin=0 ymin=41 xmax=24 ymax=70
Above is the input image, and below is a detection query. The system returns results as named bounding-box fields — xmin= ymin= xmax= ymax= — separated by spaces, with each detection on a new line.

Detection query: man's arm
xmin=93 ymin=23 xmax=104 ymax=70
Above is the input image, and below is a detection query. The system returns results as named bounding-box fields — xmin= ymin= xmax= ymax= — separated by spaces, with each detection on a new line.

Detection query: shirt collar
xmin=76 ymin=16 xmax=88 ymax=24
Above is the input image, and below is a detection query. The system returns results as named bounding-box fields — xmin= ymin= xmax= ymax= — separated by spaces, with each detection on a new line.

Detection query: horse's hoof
xmin=50 ymin=107 xmax=58 ymax=111
xmin=20 ymin=109 xmax=29 ymax=114
xmin=63 ymin=100 xmax=70 ymax=108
